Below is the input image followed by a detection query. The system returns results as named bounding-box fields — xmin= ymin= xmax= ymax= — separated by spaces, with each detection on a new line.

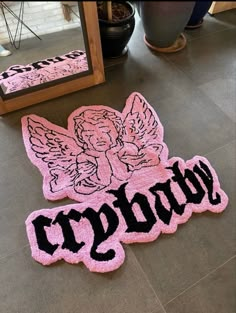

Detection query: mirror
xmin=0 ymin=2 xmax=105 ymax=114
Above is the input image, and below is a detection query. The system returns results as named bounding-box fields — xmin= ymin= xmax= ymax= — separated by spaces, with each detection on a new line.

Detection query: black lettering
xmin=82 ymin=204 xmax=119 ymax=261
xmin=193 ymin=160 xmax=221 ymax=205
xmin=46 ymin=56 xmax=65 ymax=64
xmin=32 ymin=215 xmax=59 ymax=255
xmin=65 ymin=52 xmax=84 ymax=59
xmin=0 ymin=71 xmax=11 ymax=79
xmin=31 ymin=60 xmax=51 ymax=70
xmin=9 ymin=65 xmax=32 ymax=74
xmin=1 ymin=66 xmax=33 ymax=80
xmin=0 ymin=66 xmax=34 ymax=80
xmin=108 ymin=183 xmax=156 ymax=233
xmin=168 ymin=161 xmax=205 ymax=204
xmin=53 ymin=210 xmax=85 ymax=253
xmin=149 ymin=179 xmax=185 ymax=225
xmin=8 ymin=66 xmax=24 ymax=74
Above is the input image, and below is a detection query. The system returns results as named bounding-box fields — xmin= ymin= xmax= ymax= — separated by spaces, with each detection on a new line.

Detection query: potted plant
xmin=186 ymin=1 xmax=213 ymax=29
xmin=138 ymin=1 xmax=196 ymax=53
xmin=97 ymin=1 xmax=135 ymax=58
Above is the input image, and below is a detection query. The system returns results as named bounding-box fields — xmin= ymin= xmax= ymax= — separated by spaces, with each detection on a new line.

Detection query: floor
xmin=0 ymin=28 xmax=85 ymax=73
xmin=0 ymin=9 xmax=235 ymax=313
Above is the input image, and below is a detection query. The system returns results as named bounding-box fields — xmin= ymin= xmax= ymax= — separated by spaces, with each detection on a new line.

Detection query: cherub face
xmin=81 ymin=120 xmax=119 ymax=152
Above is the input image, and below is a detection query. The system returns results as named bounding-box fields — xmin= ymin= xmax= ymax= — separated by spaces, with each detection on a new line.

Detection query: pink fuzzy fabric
xmin=22 ymin=92 xmax=228 ymax=272
xmin=0 ymin=50 xmax=88 ymax=94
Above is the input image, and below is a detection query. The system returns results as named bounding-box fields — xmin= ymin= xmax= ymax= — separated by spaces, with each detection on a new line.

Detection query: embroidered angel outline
xmin=22 ymin=92 xmax=167 ymax=201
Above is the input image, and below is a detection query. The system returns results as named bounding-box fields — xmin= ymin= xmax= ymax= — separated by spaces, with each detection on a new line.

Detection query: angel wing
xmin=119 ymin=92 xmax=165 ymax=171
xmin=122 ymin=92 xmax=162 ymax=148
xmin=22 ymin=115 xmax=84 ymax=200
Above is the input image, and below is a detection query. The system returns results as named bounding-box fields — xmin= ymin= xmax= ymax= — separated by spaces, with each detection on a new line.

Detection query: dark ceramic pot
xmin=187 ymin=1 xmax=213 ymax=28
xmin=98 ymin=1 xmax=135 ymax=58
xmin=139 ymin=2 xmax=195 ymax=51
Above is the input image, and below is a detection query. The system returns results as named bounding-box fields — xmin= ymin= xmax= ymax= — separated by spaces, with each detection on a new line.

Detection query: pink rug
xmin=0 ymin=50 xmax=88 ymax=94
xmin=22 ymin=92 xmax=228 ymax=272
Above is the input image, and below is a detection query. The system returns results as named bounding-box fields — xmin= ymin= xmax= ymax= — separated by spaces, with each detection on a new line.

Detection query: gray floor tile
xmin=151 ymin=87 xmax=236 ymax=160
xmin=0 ymin=116 xmax=26 ymax=163
xmin=152 ymin=310 xmax=167 ymax=313
xmin=0 ymin=207 xmax=28 ymax=258
xmin=114 ymin=15 xmax=199 ymax=104
xmin=198 ymin=78 xmax=236 ymax=122
xmin=165 ymin=256 xmax=236 ymax=313
xmin=204 ymin=140 xmax=236 ymax=202
xmin=150 ymin=309 xmax=167 ymax=313
xmin=0 ymin=155 xmax=75 ymax=258
xmin=184 ymin=11 xmax=236 ymax=41
xmin=210 ymin=9 xmax=236 ymax=28
xmin=130 ymin=141 xmax=236 ymax=304
xmin=0 ymin=246 xmax=161 ymax=313
xmin=164 ymin=28 xmax=236 ymax=85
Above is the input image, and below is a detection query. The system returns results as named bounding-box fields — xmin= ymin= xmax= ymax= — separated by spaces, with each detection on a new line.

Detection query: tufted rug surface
xmin=0 ymin=50 xmax=88 ymax=94
xmin=21 ymin=92 xmax=228 ymax=272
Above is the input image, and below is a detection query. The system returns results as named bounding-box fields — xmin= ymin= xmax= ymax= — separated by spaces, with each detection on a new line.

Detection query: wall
xmin=0 ymin=1 xmax=81 ymax=45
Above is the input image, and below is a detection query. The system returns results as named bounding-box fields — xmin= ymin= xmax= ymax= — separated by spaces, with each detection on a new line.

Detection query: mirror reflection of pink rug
xmin=21 ymin=92 xmax=228 ymax=273
xmin=0 ymin=50 xmax=88 ymax=94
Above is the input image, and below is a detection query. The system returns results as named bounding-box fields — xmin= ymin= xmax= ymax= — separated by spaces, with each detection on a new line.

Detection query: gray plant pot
xmin=139 ymin=1 xmax=196 ymax=51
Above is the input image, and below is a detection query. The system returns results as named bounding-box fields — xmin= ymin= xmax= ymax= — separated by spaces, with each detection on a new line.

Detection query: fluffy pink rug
xmin=22 ymin=92 xmax=228 ymax=272
xmin=0 ymin=50 xmax=88 ymax=94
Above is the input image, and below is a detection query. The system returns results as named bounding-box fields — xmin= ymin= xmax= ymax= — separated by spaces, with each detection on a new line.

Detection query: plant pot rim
xmin=98 ymin=1 xmax=135 ymax=26
xmin=144 ymin=33 xmax=187 ymax=53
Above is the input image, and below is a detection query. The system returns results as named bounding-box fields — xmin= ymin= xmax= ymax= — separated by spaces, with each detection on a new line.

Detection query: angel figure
xmin=21 ymin=92 xmax=166 ymax=201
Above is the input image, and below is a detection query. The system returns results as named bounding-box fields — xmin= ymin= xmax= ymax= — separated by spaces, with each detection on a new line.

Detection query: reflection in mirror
xmin=0 ymin=1 xmax=90 ymax=96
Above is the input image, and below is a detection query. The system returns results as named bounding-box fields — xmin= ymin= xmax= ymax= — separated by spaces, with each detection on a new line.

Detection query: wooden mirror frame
xmin=0 ymin=2 xmax=105 ymax=115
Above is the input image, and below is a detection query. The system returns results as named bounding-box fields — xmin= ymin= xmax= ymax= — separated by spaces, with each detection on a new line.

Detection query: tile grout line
xmin=196 ymin=84 xmax=236 ymax=125
xmin=163 ymin=254 xmax=236 ymax=307
xmin=128 ymin=134 xmax=236 ymax=312
xmin=129 ymin=247 xmax=168 ymax=313
xmin=160 ymin=53 xmax=236 ymax=125
xmin=203 ymin=138 xmax=236 ymax=158
xmin=185 ymin=26 xmax=234 ymax=43
xmin=195 ymin=85 xmax=236 ymax=125
xmin=161 ymin=53 xmax=201 ymax=87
